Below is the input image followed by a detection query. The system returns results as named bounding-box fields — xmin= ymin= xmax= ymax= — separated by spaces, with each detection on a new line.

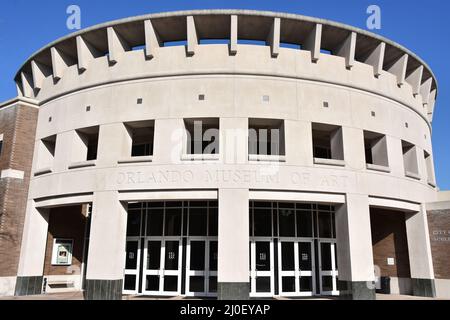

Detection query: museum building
xmin=0 ymin=10 xmax=449 ymax=300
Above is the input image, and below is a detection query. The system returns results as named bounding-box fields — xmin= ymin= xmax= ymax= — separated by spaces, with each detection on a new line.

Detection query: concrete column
xmin=420 ymin=78 xmax=433 ymax=107
xmin=266 ymin=18 xmax=280 ymax=58
xmin=53 ymin=131 xmax=73 ymax=172
xmin=220 ymin=118 xmax=248 ymax=165
xmin=15 ymin=201 xmax=49 ymax=296
xmin=336 ymin=32 xmax=356 ymax=69
xmin=76 ymin=35 xmax=101 ymax=72
xmin=107 ymin=27 xmax=130 ymax=64
xmin=285 ymin=120 xmax=313 ymax=166
xmin=304 ymin=24 xmax=322 ymax=63
xmin=187 ymin=16 xmax=198 ymax=56
xmin=405 ymin=66 xmax=423 ymax=96
xmin=335 ymin=193 xmax=376 ymax=300
xmin=97 ymin=123 xmax=131 ymax=167
xmin=405 ymin=205 xmax=436 ymax=297
xmin=217 ymin=188 xmax=250 ymax=300
xmin=84 ymin=191 xmax=128 ymax=300
xmin=20 ymin=72 xmax=34 ymax=98
xmin=230 ymin=15 xmax=238 ymax=55
xmin=144 ymin=20 xmax=161 ymax=59
xmin=342 ymin=127 xmax=365 ymax=170
xmin=51 ymin=47 xmax=72 ymax=81
xmin=152 ymin=118 xmax=184 ymax=165
xmin=364 ymin=42 xmax=385 ymax=77
xmin=386 ymin=136 xmax=404 ymax=177
xmin=388 ymin=54 xmax=408 ymax=87
xmin=31 ymin=60 xmax=50 ymax=91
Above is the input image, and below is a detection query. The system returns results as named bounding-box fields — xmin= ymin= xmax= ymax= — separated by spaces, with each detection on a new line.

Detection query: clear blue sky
xmin=0 ymin=0 xmax=448 ymax=189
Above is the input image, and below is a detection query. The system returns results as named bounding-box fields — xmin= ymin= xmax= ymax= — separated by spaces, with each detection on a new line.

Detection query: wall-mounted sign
xmin=52 ymin=239 xmax=73 ymax=266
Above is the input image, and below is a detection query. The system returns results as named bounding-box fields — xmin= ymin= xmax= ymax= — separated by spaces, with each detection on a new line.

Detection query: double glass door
xmin=278 ymin=239 xmax=315 ymax=296
xmin=250 ymin=239 xmax=274 ymax=297
xmin=318 ymin=240 xmax=339 ymax=295
xmin=142 ymin=238 xmax=182 ymax=295
xmin=186 ymin=239 xmax=218 ymax=296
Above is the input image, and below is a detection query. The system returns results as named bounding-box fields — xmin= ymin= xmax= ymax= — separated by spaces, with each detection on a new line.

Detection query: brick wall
xmin=427 ymin=209 xmax=450 ymax=280
xmin=43 ymin=206 xmax=87 ymax=276
xmin=0 ymin=104 xmax=38 ymax=277
xmin=370 ymin=208 xmax=411 ymax=278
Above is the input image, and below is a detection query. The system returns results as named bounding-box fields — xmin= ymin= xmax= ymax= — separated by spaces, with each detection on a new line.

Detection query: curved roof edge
xmin=14 ymin=9 xmax=438 ymax=92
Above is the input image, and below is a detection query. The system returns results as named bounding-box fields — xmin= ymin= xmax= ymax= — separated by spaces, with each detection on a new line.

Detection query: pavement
xmin=0 ymin=292 xmax=446 ymax=301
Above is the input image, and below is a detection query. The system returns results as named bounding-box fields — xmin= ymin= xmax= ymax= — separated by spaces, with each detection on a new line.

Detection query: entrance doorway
xmin=123 ymin=201 xmax=218 ymax=297
xmin=249 ymin=202 xmax=339 ymax=298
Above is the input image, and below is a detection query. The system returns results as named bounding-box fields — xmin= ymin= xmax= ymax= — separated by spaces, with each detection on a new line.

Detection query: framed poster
xmin=52 ymin=239 xmax=73 ymax=266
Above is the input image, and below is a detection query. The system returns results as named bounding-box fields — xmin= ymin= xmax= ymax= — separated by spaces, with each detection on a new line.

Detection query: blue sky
xmin=0 ymin=0 xmax=448 ymax=189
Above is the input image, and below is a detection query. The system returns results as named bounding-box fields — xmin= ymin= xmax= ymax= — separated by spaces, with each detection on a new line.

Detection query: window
xmin=51 ymin=239 xmax=73 ymax=266
xmin=125 ymin=120 xmax=154 ymax=157
xmin=74 ymin=126 xmax=99 ymax=162
xmin=424 ymin=151 xmax=435 ymax=186
xmin=184 ymin=118 xmax=219 ymax=155
xmin=364 ymin=131 xmax=389 ymax=169
xmin=312 ymin=123 xmax=344 ymax=163
xmin=248 ymin=118 xmax=285 ymax=156
xmin=402 ymin=140 xmax=419 ymax=178
xmin=36 ymin=135 xmax=56 ymax=172
xmin=0 ymin=134 xmax=3 ymax=157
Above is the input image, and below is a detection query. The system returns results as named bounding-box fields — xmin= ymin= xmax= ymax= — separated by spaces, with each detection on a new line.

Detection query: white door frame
xmin=142 ymin=237 xmax=183 ymax=296
xmin=318 ymin=239 xmax=339 ymax=296
xmin=278 ymin=238 xmax=315 ymax=297
xmin=250 ymin=238 xmax=274 ymax=298
xmin=185 ymin=238 xmax=218 ymax=297
xmin=123 ymin=237 xmax=141 ymax=295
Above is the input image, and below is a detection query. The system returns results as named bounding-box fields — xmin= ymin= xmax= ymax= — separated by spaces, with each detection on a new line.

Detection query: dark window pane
xmin=164 ymin=276 xmax=178 ymax=292
xmin=254 ymin=209 xmax=272 ymax=237
xmin=279 ymin=209 xmax=295 ymax=237
xmin=279 ymin=202 xmax=294 ymax=209
xmin=296 ymin=203 xmax=312 ymax=210
xmin=209 ymin=276 xmax=217 ymax=293
xmin=300 ymin=277 xmax=313 ymax=292
xmin=298 ymin=242 xmax=312 ymax=270
xmin=166 ymin=201 xmax=183 ymax=208
xmin=189 ymin=276 xmax=205 ymax=292
xmin=165 ymin=209 xmax=182 ymax=236
xmin=148 ymin=202 xmax=164 ymax=208
xmin=322 ymin=276 xmax=333 ymax=292
xmin=125 ymin=241 xmax=138 ymax=269
xmin=281 ymin=242 xmax=295 ymax=271
xmin=164 ymin=241 xmax=179 ymax=270
xmin=124 ymin=275 xmax=136 ymax=291
xmin=282 ymin=277 xmax=295 ymax=292
xmin=320 ymin=243 xmax=332 ymax=271
xmin=128 ymin=203 xmax=142 ymax=210
xmin=208 ymin=208 xmax=218 ymax=236
xmin=126 ymin=212 xmax=141 ymax=236
xmin=318 ymin=212 xmax=332 ymax=238
xmin=147 ymin=241 xmax=161 ymax=270
xmin=145 ymin=275 xmax=159 ymax=291
xmin=190 ymin=201 xmax=208 ymax=207
xmin=190 ymin=241 xmax=205 ymax=271
xmin=256 ymin=277 xmax=271 ymax=293
xmin=297 ymin=211 xmax=313 ymax=237
xmin=189 ymin=207 xmax=207 ymax=236
xmin=253 ymin=202 xmax=271 ymax=208
xmin=249 ymin=211 xmax=253 ymax=237
xmin=146 ymin=209 xmax=164 ymax=236
xmin=256 ymin=242 xmax=271 ymax=271
xmin=209 ymin=241 xmax=218 ymax=271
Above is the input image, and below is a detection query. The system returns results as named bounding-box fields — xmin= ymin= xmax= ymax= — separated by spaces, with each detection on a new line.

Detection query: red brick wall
xmin=427 ymin=209 xmax=450 ymax=280
xmin=0 ymin=104 xmax=38 ymax=277
xmin=370 ymin=208 xmax=411 ymax=278
xmin=43 ymin=206 xmax=87 ymax=276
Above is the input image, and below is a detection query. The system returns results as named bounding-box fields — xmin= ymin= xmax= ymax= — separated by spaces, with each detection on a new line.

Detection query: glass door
xmin=278 ymin=240 xmax=315 ymax=296
xmin=123 ymin=238 xmax=141 ymax=294
xmin=318 ymin=240 xmax=339 ymax=296
xmin=186 ymin=239 xmax=217 ymax=297
xmin=142 ymin=239 xmax=182 ymax=295
xmin=250 ymin=239 xmax=274 ymax=297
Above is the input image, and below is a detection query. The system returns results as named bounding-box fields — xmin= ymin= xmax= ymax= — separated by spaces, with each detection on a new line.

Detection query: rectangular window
xmin=364 ymin=131 xmax=389 ymax=169
xmin=51 ymin=239 xmax=73 ymax=266
xmin=424 ymin=151 xmax=435 ymax=186
xmin=184 ymin=118 xmax=220 ymax=155
xmin=75 ymin=126 xmax=99 ymax=161
xmin=0 ymin=134 xmax=4 ymax=157
xmin=125 ymin=120 xmax=155 ymax=157
xmin=36 ymin=135 xmax=56 ymax=173
xmin=312 ymin=123 xmax=344 ymax=163
xmin=248 ymin=118 xmax=285 ymax=156
xmin=402 ymin=140 xmax=419 ymax=178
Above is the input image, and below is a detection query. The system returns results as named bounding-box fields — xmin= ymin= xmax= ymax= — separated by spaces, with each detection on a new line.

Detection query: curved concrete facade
xmin=13 ymin=10 xmax=440 ymax=300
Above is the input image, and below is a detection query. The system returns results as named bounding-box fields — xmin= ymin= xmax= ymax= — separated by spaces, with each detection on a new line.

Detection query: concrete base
xmin=411 ymin=278 xmax=436 ymax=298
xmin=0 ymin=277 xmax=17 ymax=296
xmin=338 ymin=281 xmax=376 ymax=300
xmin=217 ymin=282 xmax=249 ymax=300
xmin=14 ymin=276 xmax=43 ymax=296
xmin=83 ymin=279 xmax=123 ymax=300
xmin=435 ymin=279 xmax=450 ymax=299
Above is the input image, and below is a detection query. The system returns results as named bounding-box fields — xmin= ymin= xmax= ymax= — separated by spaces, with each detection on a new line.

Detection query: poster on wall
xmin=53 ymin=239 xmax=73 ymax=265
